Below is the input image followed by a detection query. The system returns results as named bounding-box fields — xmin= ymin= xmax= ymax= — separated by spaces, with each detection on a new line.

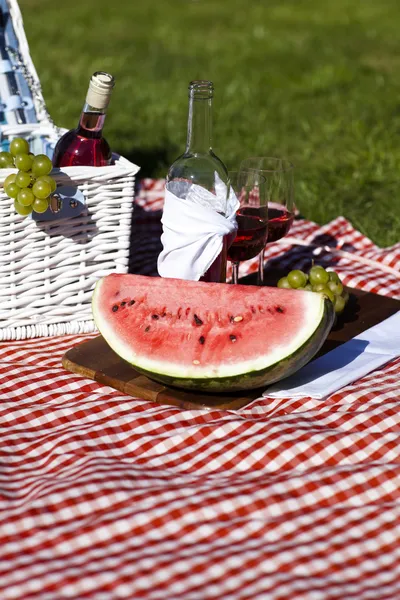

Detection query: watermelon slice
xmin=92 ymin=274 xmax=335 ymax=392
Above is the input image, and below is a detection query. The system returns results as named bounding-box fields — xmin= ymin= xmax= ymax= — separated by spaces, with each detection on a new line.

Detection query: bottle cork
xmin=85 ymin=71 xmax=115 ymax=110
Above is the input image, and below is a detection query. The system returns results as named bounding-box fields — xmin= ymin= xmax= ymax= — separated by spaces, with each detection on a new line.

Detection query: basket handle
xmin=5 ymin=0 xmax=58 ymax=130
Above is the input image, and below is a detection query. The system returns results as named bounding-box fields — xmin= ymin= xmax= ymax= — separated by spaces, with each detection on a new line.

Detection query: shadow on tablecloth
xmin=128 ymin=203 xmax=163 ymax=277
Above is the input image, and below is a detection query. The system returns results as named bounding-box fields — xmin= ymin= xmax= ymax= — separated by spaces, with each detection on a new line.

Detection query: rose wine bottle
xmin=166 ymin=80 xmax=230 ymax=283
xmin=52 ymin=71 xmax=115 ymax=168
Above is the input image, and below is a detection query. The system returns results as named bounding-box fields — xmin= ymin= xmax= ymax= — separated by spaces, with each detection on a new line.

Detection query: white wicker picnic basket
xmin=0 ymin=0 xmax=140 ymax=340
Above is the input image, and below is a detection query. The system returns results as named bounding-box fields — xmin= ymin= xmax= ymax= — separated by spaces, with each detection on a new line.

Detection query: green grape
xmin=5 ymin=182 xmax=20 ymax=198
xmin=17 ymin=188 xmax=35 ymax=207
xmin=14 ymin=199 xmax=32 ymax=216
xmin=32 ymin=197 xmax=49 ymax=213
xmin=14 ymin=152 xmax=34 ymax=172
xmin=36 ymin=175 xmax=57 ymax=193
xmin=32 ymin=179 xmax=52 ymax=199
xmin=328 ymin=271 xmax=341 ymax=284
xmin=309 ymin=265 xmax=330 ymax=286
xmin=0 ymin=151 xmax=14 ymax=168
xmin=312 ymin=283 xmax=327 ymax=292
xmin=287 ymin=269 xmax=307 ymax=289
xmin=4 ymin=173 xmax=16 ymax=188
xmin=318 ymin=286 xmax=335 ymax=303
xmin=10 ymin=137 xmax=30 ymax=157
xmin=327 ymin=280 xmax=344 ymax=296
xmin=15 ymin=170 xmax=32 ymax=188
xmin=32 ymin=154 xmax=53 ymax=177
xmin=334 ymin=294 xmax=346 ymax=314
xmin=304 ymin=284 xmax=313 ymax=291
xmin=277 ymin=276 xmax=292 ymax=289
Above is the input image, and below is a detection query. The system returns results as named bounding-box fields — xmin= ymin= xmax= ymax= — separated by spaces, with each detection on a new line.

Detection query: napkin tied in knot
xmin=157 ymin=173 xmax=239 ymax=281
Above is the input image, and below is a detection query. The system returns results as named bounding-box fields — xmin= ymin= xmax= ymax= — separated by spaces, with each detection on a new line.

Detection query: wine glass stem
xmin=257 ymin=251 xmax=264 ymax=285
xmin=231 ymin=262 xmax=240 ymax=284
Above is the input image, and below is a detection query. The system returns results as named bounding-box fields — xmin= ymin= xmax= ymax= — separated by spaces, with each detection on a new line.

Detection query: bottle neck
xmin=186 ymin=95 xmax=212 ymax=154
xmin=77 ymin=102 xmax=107 ymax=138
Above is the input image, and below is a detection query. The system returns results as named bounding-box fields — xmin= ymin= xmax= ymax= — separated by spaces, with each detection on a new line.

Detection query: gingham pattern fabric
xmin=1 ymin=179 xmax=400 ymax=600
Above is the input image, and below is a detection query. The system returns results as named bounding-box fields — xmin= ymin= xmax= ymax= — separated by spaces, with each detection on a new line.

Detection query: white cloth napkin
xmin=263 ymin=310 xmax=400 ymax=400
xmin=157 ymin=174 xmax=239 ymax=281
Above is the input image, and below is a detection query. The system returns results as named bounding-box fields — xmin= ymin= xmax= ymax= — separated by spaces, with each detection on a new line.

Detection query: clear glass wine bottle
xmin=52 ymin=72 xmax=115 ymax=168
xmin=166 ymin=80 xmax=230 ymax=283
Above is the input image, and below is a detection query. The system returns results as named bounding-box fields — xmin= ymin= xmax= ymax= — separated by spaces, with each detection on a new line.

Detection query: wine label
xmin=32 ymin=186 xmax=85 ymax=222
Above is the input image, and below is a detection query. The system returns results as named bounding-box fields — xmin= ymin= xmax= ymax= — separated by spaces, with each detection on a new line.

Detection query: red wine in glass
xmin=52 ymin=112 xmax=112 ymax=167
xmin=228 ymin=206 xmax=268 ymax=263
xmin=239 ymin=158 xmax=295 ymax=284
xmin=267 ymin=205 xmax=294 ymax=243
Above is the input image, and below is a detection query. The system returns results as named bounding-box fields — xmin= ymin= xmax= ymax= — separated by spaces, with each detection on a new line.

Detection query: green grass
xmin=19 ymin=0 xmax=400 ymax=246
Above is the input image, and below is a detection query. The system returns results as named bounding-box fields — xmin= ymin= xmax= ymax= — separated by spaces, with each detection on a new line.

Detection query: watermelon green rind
xmin=120 ymin=297 xmax=334 ymax=392
xmin=91 ymin=274 xmax=335 ymax=393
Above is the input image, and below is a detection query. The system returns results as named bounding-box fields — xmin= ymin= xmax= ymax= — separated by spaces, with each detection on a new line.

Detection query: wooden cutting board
xmin=62 ymin=281 xmax=400 ymax=410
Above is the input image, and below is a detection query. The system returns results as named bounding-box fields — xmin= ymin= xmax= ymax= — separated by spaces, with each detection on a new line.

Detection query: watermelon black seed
xmin=129 ymin=300 xmax=135 ymax=306
xmin=275 ymin=306 xmax=284 ymax=313
xmin=194 ymin=314 xmax=203 ymax=326
xmin=121 ymin=301 xmax=126 ymax=307
xmin=152 ymin=314 xmax=159 ymax=320
xmin=229 ymin=315 xmax=234 ymax=322
xmin=199 ymin=335 xmax=205 ymax=345
xmin=230 ymin=334 xmax=237 ymax=342
xmin=145 ymin=326 xmax=150 ymax=332
xmin=112 ymin=305 xmax=119 ymax=312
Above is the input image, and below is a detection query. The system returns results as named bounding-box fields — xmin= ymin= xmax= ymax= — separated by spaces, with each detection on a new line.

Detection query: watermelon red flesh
xmin=92 ymin=274 xmax=334 ymax=391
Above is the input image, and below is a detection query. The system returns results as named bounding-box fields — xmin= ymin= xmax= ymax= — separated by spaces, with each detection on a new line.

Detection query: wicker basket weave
xmin=0 ymin=0 xmax=140 ymax=340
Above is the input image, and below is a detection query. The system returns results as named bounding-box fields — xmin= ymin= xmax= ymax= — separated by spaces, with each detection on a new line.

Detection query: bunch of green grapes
xmin=0 ymin=137 xmax=56 ymax=217
xmin=277 ymin=265 xmax=349 ymax=314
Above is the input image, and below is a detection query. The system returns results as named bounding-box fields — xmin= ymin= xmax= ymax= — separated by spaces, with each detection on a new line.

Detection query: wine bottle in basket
xmin=164 ymin=80 xmax=232 ymax=283
xmin=52 ymin=71 xmax=115 ymax=168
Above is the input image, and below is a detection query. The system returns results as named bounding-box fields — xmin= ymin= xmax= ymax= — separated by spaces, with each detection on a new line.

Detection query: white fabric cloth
xmin=263 ymin=310 xmax=400 ymax=400
xmin=157 ymin=174 xmax=239 ymax=281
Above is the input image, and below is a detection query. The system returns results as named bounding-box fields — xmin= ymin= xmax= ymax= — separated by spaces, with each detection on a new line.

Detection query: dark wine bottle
xmin=52 ymin=71 xmax=115 ymax=168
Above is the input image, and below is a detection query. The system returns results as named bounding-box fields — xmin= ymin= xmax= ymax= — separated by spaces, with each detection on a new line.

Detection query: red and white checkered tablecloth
xmin=1 ymin=179 xmax=400 ymax=600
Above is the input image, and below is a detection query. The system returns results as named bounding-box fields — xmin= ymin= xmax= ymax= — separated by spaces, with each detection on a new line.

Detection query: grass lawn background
xmin=19 ymin=0 xmax=400 ymax=247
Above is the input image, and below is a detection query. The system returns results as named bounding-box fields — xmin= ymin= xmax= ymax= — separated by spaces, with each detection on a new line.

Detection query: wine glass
xmin=239 ymin=157 xmax=295 ymax=284
xmin=227 ymin=170 xmax=268 ymax=284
